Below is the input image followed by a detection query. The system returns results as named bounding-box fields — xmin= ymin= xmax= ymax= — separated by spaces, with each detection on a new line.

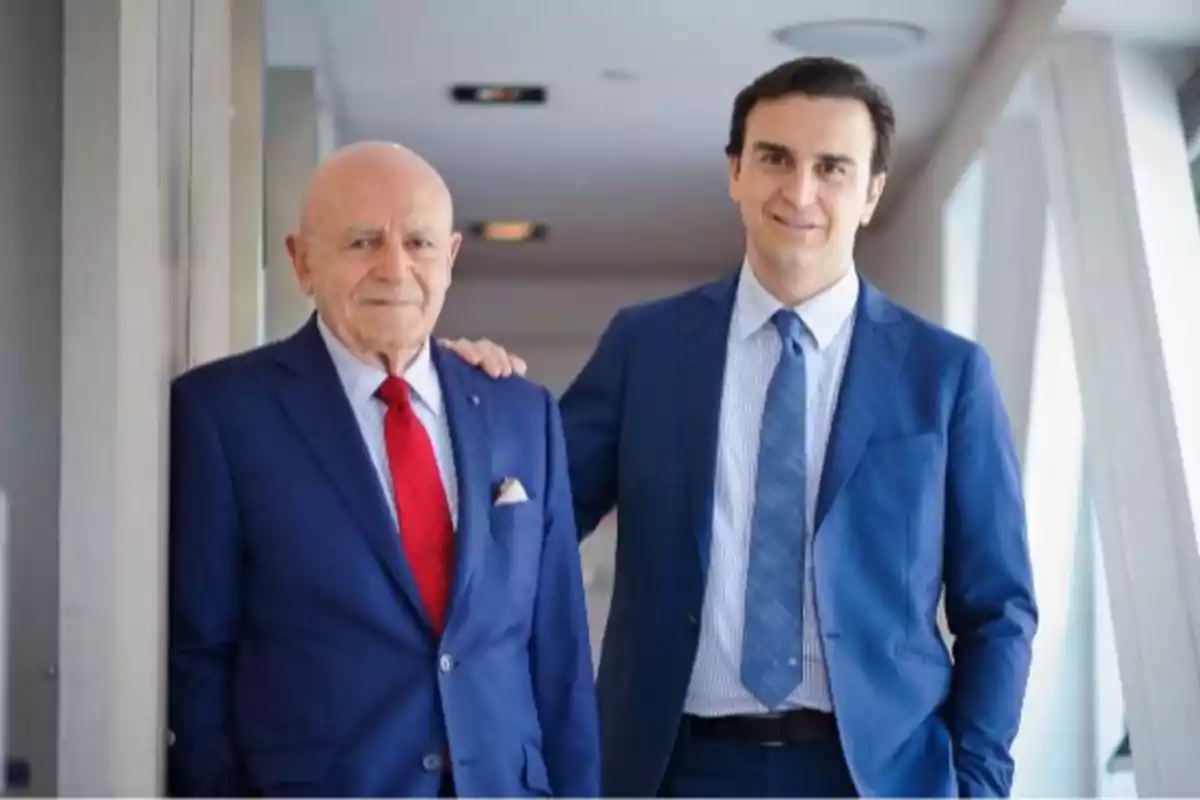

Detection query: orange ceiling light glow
xmin=471 ymin=221 xmax=546 ymax=242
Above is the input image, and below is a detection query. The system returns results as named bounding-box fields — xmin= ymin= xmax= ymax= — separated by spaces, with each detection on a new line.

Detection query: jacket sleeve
xmin=943 ymin=345 xmax=1039 ymax=797
xmin=558 ymin=309 xmax=631 ymax=537
xmin=167 ymin=377 xmax=247 ymax=796
xmin=530 ymin=387 xmax=602 ymax=796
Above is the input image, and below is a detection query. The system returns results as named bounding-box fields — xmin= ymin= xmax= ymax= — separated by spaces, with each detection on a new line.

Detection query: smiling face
xmin=728 ymin=93 xmax=886 ymax=294
xmin=286 ymin=143 xmax=462 ymax=373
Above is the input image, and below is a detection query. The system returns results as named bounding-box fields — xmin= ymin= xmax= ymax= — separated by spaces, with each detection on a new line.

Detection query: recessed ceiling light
xmin=450 ymin=85 xmax=547 ymax=105
xmin=469 ymin=221 xmax=546 ymax=243
xmin=772 ymin=19 xmax=927 ymax=59
xmin=599 ymin=68 xmax=636 ymax=83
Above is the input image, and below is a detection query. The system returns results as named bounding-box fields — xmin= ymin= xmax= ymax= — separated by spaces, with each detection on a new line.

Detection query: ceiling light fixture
xmin=599 ymin=68 xmax=636 ymax=83
xmin=450 ymin=85 xmax=547 ymax=105
xmin=470 ymin=221 xmax=546 ymax=243
xmin=772 ymin=19 xmax=927 ymax=59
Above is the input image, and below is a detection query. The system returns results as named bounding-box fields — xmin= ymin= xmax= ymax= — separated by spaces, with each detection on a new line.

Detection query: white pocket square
xmin=493 ymin=477 xmax=529 ymax=506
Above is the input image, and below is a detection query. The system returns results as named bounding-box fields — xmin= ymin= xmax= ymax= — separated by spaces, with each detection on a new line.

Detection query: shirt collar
xmin=731 ymin=257 xmax=859 ymax=350
xmin=316 ymin=315 xmax=443 ymax=416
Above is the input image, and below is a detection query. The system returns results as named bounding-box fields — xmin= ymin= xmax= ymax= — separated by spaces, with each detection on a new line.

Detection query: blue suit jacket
xmin=167 ymin=317 xmax=600 ymax=797
xmin=560 ymin=271 xmax=1037 ymax=797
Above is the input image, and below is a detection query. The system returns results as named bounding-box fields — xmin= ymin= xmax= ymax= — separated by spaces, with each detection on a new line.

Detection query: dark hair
xmin=725 ymin=56 xmax=896 ymax=176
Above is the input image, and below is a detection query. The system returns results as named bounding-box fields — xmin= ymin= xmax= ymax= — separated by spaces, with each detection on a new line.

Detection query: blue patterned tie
xmin=741 ymin=308 xmax=807 ymax=709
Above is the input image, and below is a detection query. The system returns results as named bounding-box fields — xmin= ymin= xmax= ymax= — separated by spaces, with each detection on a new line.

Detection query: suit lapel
xmin=814 ymin=282 xmax=913 ymax=531
xmin=678 ymin=273 xmax=738 ymax=576
xmin=430 ymin=344 xmax=493 ymax=635
xmin=274 ymin=317 xmax=434 ymax=631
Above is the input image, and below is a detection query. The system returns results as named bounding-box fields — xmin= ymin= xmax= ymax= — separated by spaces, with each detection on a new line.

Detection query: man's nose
xmin=376 ymin=238 xmax=413 ymax=280
xmin=784 ymin=169 xmax=820 ymax=207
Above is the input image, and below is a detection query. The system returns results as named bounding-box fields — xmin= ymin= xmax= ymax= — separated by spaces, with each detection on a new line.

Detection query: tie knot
xmin=770 ymin=309 xmax=806 ymax=353
xmin=375 ymin=375 xmax=411 ymax=410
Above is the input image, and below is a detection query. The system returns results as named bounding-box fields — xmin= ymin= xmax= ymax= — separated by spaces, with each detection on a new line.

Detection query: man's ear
xmin=286 ymin=233 xmax=314 ymax=296
xmin=446 ymin=231 xmax=463 ymax=285
xmin=860 ymin=172 xmax=888 ymax=227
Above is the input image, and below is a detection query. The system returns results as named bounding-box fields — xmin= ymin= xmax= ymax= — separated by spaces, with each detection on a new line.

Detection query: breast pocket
xmin=853 ymin=432 xmax=943 ymax=519
xmin=486 ymin=500 xmax=546 ymax=610
xmin=489 ymin=498 xmax=543 ymax=536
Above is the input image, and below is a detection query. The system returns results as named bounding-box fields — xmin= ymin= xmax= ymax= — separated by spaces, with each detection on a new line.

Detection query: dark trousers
xmin=658 ymin=720 xmax=858 ymax=797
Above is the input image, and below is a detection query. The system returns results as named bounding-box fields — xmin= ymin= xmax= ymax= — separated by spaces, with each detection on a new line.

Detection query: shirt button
xmin=422 ymin=753 xmax=443 ymax=772
xmin=439 ymin=654 xmax=455 ymax=673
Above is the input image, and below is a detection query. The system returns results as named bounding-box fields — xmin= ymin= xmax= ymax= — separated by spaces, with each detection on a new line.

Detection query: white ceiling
xmin=265 ymin=0 xmax=1199 ymax=280
xmin=1059 ymin=0 xmax=1200 ymax=44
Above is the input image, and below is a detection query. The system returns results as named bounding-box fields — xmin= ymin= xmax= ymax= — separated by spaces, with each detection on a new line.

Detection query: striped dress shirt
xmin=683 ymin=260 xmax=858 ymax=717
xmin=316 ymin=315 xmax=459 ymax=530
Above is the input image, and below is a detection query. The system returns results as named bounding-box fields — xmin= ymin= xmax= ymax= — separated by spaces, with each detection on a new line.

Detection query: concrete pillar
xmin=58 ymin=0 xmax=237 ymax=792
xmin=1038 ymin=34 xmax=1200 ymax=796
xmin=264 ymin=67 xmax=319 ymax=341
xmin=59 ymin=0 xmax=174 ymax=793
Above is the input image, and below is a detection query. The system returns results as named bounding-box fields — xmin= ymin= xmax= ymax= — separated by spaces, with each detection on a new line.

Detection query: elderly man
xmin=167 ymin=142 xmax=599 ymax=797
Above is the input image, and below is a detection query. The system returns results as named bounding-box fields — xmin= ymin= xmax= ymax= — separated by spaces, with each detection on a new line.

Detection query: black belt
xmin=685 ymin=709 xmax=837 ymax=744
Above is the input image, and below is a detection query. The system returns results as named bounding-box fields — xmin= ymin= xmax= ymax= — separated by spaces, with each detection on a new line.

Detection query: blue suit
xmin=561 ymin=271 xmax=1037 ymax=797
xmin=167 ymin=317 xmax=600 ymax=797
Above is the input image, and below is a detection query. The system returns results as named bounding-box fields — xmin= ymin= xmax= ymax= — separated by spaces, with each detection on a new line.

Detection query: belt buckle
xmin=759 ymin=711 xmax=787 ymax=748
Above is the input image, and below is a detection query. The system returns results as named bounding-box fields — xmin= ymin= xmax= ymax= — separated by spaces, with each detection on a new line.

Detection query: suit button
xmin=422 ymin=753 xmax=443 ymax=772
xmin=687 ymin=614 xmax=699 ymax=628
xmin=439 ymin=654 xmax=455 ymax=673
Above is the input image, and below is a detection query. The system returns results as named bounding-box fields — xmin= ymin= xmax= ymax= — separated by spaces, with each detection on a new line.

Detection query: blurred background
xmin=2 ymin=0 xmax=1200 ymax=795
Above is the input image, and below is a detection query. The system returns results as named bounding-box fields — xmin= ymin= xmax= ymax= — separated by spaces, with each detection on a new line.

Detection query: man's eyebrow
xmin=751 ymin=140 xmax=793 ymax=158
xmin=750 ymin=141 xmax=859 ymax=167
xmin=815 ymin=152 xmax=857 ymax=166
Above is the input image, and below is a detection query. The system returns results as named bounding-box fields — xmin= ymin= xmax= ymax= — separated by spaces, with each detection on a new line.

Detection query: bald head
xmin=298 ymin=141 xmax=453 ymax=239
xmin=285 ymin=141 xmax=462 ymax=374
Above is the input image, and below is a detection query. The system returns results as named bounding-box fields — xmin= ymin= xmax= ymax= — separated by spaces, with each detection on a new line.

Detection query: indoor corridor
xmin=2 ymin=0 xmax=1200 ymax=796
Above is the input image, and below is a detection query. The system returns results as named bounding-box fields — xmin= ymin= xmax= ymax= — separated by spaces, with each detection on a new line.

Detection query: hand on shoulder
xmin=439 ymin=337 xmax=528 ymax=379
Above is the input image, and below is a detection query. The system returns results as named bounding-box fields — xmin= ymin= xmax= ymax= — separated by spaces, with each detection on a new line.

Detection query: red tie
xmin=376 ymin=375 xmax=454 ymax=633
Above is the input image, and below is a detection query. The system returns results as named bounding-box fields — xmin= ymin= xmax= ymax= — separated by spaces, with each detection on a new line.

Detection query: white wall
xmin=0 ymin=0 xmax=63 ymax=793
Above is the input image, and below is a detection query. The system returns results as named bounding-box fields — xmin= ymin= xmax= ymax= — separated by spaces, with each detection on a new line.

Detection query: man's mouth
xmin=362 ymin=298 xmax=420 ymax=307
xmin=768 ymin=213 xmax=823 ymax=232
